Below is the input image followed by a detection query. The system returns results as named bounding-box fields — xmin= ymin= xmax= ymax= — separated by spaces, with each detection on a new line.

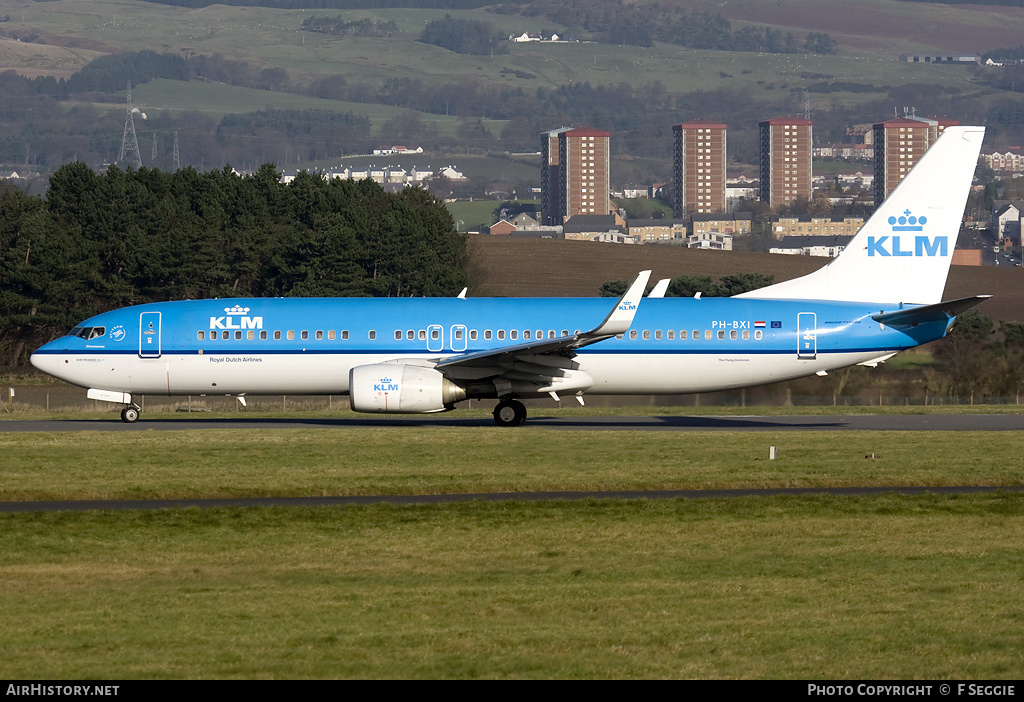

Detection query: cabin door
xmin=139 ymin=312 xmax=162 ymax=359
xmin=797 ymin=312 xmax=816 ymax=360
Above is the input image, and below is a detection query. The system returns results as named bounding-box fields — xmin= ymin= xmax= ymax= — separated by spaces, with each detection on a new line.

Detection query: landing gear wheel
xmin=121 ymin=406 xmax=140 ymax=423
xmin=493 ymin=399 xmax=526 ymax=427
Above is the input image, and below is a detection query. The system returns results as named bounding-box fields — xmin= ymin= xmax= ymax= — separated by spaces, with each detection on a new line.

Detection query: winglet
xmin=590 ymin=270 xmax=651 ymax=337
xmin=648 ymin=278 xmax=670 ymax=298
xmin=457 ymin=288 xmax=467 ymax=299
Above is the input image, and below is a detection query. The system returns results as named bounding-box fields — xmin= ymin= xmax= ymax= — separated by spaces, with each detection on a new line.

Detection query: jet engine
xmin=349 ymin=363 xmax=466 ymax=413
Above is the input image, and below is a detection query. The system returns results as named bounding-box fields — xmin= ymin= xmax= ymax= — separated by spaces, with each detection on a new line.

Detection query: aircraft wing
xmin=871 ymin=295 xmax=991 ymax=327
xmin=436 ymin=269 xmax=651 ymax=370
xmin=431 ymin=270 xmax=651 ymax=398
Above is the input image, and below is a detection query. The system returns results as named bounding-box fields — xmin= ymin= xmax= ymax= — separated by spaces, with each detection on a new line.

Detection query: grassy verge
xmin=2 ymin=494 xmax=1023 ymax=678
xmin=1 ymin=428 xmax=1022 ymax=501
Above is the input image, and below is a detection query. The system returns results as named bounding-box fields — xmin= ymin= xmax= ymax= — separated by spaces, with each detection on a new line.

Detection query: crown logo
xmin=225 ymin=305 xmax=251 ymax=314
xmin=379 ymin=377 xmax=392 ymax=383
xmin=888 ymin=209 xmax=926 ymax=232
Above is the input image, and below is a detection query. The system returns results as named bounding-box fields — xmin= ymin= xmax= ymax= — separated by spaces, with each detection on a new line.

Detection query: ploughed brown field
xmin=467 ymin=235 xmax=1024 ymax=323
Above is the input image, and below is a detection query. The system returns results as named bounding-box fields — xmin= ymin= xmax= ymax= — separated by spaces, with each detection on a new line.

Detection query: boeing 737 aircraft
xmin=32 ymin=126 xmax=988 ymax=426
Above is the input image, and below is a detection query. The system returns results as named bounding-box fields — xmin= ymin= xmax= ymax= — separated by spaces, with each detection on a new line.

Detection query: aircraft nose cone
xmin=30 ymin=343 xmax=63 ymax=378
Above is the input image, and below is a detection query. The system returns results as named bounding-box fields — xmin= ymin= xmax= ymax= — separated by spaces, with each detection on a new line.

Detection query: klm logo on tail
xmin=867 ymin=209 xmax=947 ymax=257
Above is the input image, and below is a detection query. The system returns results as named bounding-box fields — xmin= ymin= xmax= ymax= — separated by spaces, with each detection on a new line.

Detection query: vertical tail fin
xmin=739 ymin=126 xmax=985 ymax=305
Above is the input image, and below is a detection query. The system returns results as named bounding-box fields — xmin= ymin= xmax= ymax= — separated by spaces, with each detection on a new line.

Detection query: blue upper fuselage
xmin=32 ymin=295 xmax=948 ymax=359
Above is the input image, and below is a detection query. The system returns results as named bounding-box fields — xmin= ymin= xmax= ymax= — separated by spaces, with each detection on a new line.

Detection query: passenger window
xmin=454 ymin=329 xmax=464 ymax=340
xmin=629 ymin=330 xmax=637 ymax=340
xmin=342 ymin=330 xmax=349 ymax=340
xmin=431 ymin=329 xmax=439 ymax=340
xmin=730 ymin=330 xmax=737 ymax=340
xmin=704 ymin=330 xmax=711 ymax=340
xmin=197 ymin=331 xmax=205 ymax=340
xmin=755 ymin=330 xmax=762 ymax=340
xmin=316 ymin=330 xmax=323 ymax=340
xmin=235 ymin=331 xmax=242 ymax=340
xmin=260 ymin=331 xmax=267 ymax=340
xmin=642 ymin=330 xmax=651 ymax=340
xmin=274 ymin=331 xmax=282 ymax=340
xmin=667 ymin=330 xmax=674 ymax=340
xmin=561 ymin=330 xmax=569 ymax=337
xmin=716 ymin=330 xmax=724 ymax=340
xmin=742 ymin=330 xmax=749 ymax=340
xmin=394 ymin=331 xmax=402 ymax=340
xmin=419 ymin=330 xmax=426 ymax=340
xmin=485 ymin=330 xmax=492 ymax=340
xmin=693 ymin=330 xmax=700 ymax=340
xmin=301 ymin=331 xmax=309 ymax=340
xmin=523 ymin=330 xmax=531 ymax=340
xmin=470 ymin=330 xmax=478 ymax=340
xmin=369 ymin=330 xmax=376 ymax=340
xmin=498 ymin=330 xmax=505 ymax=340
xmin=407 ymin=330 xmax=414 ymax=340
xmin=328 ymin=330 xmax=336 ymax=340
xmin=680 ymin=330 xmax=687 ymax=339
xmin=287 ymin=331 xmax=295 ymax=340
xmin=510 ymin=330 xmax=518 ymax=340
xmin=247 ymin=330 xmax=255 ymax=340
xmin=537 ymin=330 xmax=543 ymax=340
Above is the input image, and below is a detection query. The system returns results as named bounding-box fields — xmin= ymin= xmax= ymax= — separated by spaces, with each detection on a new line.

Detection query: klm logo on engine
xmin=209 ymin=305 xmax=263 ymax=330
xmin=375 ymin=377 xmax=399 ymax=392
xmin=867 ymin=209 xmax=947 ymax=257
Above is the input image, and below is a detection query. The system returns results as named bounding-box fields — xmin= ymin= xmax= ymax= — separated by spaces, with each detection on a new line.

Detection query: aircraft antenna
xmin=119 ymin=81 xmax=143 ymax=168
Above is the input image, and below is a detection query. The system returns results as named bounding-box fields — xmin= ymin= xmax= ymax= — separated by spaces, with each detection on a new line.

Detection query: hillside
xmin=671 ymin=0 xmax=1024 ymax=55
xmin=466 ymin=235 xmax=1024 ymax=322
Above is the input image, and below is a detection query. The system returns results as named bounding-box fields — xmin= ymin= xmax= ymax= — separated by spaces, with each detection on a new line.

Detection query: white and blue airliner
xmin=31 ymin=126 xmax=988 ymax=426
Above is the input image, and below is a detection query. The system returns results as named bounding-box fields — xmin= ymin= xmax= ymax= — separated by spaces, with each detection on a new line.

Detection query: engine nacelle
xmin=349 ymin=363 xmax=466 ymax=414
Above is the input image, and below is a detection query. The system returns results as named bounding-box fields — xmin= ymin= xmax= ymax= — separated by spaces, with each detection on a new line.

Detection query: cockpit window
xmin=69 ymin=326 xmax=105 ymax=340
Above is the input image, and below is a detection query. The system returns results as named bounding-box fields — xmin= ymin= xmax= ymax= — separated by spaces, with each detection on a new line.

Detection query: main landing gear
xmin=493 ymin=398 xmax=527 ymax=427
xmin=120 ymin=405 xmax=141 ymax=423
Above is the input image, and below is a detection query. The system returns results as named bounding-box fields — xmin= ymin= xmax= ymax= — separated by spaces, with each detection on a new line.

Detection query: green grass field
xmin=2 ymin=426 xmax=1023 ymax=501
xmin=3 ymin=494 xmax=1023 ymax=678
xmin=2 ymin=419 xmax=1023 ymax=678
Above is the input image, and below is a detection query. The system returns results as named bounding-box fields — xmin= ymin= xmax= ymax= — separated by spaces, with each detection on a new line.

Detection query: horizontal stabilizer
xmin=871 ymin=295 xmax=992 ymax=327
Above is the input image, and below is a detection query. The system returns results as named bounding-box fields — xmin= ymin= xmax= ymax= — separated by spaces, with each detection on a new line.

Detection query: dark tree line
xmin=419 ymin=15 xmax=510 ymax=55
xmin=1 ymin=165 xmax=467 ymax=365
xmin=598 ymin=274 xmax=776 ymax=298
xmin=139 ymin=0 xmax=508 ymax=7
xmin=300 ymin=16 xmax=399 ymax=37
xmin=504 ymin=0 xmax=838 ymax=53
